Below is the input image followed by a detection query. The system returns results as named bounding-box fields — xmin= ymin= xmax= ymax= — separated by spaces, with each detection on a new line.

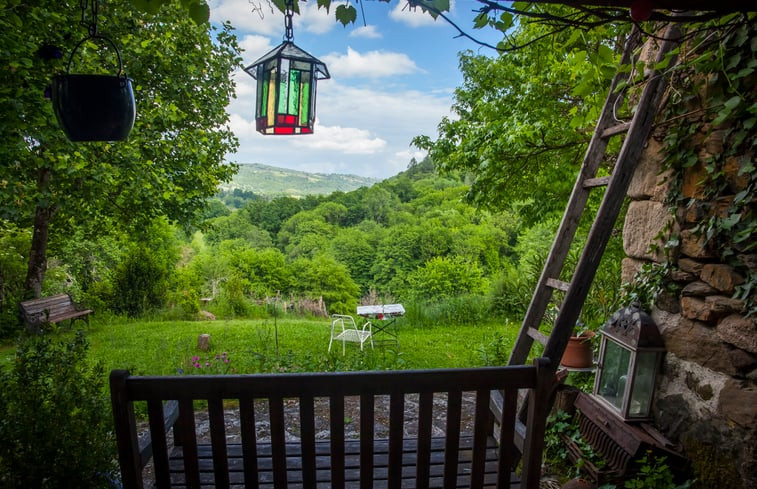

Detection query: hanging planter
xmin=560 ymin=330 xmax=596 ymax=368
xmin=51 ymin=1 xmax=135 ymax=142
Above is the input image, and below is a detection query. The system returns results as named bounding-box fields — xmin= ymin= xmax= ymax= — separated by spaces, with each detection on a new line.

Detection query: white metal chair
xmin=329 ymin=314 xmax=373 ymax=354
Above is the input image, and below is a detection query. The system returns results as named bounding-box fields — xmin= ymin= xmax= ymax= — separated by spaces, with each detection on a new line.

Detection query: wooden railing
xmin=110 ymin=358 xmax=554 ymax=489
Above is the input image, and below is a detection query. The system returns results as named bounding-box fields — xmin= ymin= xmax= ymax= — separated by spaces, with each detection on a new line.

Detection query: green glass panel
xmin=258 ymin=67 xmax=269 ymax=118
xmin=277 ymin=60 xmax=290 ymax=115
xmin=598 ymin=340 xmax=631 ymax=410
xmin=288 ymin=69 xmax=300 ymax=116
xmin=299 ymin=73 xmax=311 ymax=126
xmin=629 ymin=352 xmax=657 ymax=417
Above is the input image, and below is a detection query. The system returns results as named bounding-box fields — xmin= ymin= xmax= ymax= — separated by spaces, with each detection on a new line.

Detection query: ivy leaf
xmin=317 ymin=0 xmax=330 ymax=13
xmin=335 ymin=4 xmax=357 ymax=26
xmin=713 ymin=95 xmax=742 ymax=125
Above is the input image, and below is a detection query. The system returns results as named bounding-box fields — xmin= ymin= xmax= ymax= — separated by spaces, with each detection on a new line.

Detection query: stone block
xmin=681 ymin=296 xmax=715 ymax=322
xmin=628 ymin=138 xmax=670 ymax=200
xmin=664 ymin=317 xmax=741 ymax=375
xmin=680 ymin=229 xmax=716 ymax=259
xmin=701 ymin=264 xmax=745 ymax=294
xmin=728 ymin=346 xmax=757 ymax=373
xmin=705 ymin=295 xmax=745 ymax=315
xmin=723 ymin=155 xmax=750 ymax=193
xmin=681 ymin=161 xmax=709 ymax=199
xmin=703 ymin=129 xmax=726 ymax=155
xmin=621 ymin=257 xmax=645 ymax=285
xmin=670 ymin=269 xmax=695 ymax=282
xmin=718 ymin=379 xmax=757 ymax=429
xmin=681 ymin=280 xmax=718 ymax=297
xmin=623 ymin=200 xmax=673 ymax=261
xmin=678 ymin=257 xmax=704 ymax=275
xmin=717 ymin=314 xmax=757 ymax=354
xmin=737 ymin=254 xmax=757 ymax=273
xmin=685 ymin=371 xmax=714 ymax=401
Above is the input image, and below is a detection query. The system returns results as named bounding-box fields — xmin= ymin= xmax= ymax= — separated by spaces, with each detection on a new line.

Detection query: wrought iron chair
xmin=329 ymin=314 xmax=373 ymax=354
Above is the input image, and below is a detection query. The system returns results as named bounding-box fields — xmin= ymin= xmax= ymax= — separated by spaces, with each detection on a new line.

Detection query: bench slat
xmin=269 ymin=396 xmax=288 ymax=488
xmin=472 ymin=389 xmax=492 ymax=488
xmin=148 ymin=399 xmax=171 ymax=488
xmin=330 ymin=395 xmax=346 ymax=489
xmin=19 ymin=293 xmax=92 ymax=328
xmin=497 ymin=388 xmax=518 ymax=489
xmin=178 ymin=399 xmax=201 ymax=489
xmin=208 ymin=397 xmax=229 ymax=488
xmin=300 ymin=394 xmax=317 ymax=489
xmin=359 ymin=394 xmax=374 ymax=489
xmin=239 ymin=396 xmax=259 ymax=489
xmin=388 ymin=392 xmax=405 ymax=487
xmin=416 ymin=391 xmax=433 ymax=489
xmin=443 ymin=390 xmax=462 ymax=489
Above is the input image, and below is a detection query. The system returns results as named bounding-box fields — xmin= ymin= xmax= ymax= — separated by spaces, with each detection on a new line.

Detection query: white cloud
xmin=210 ymin=0 xmax=281 ymax=36
xmin=321 ymin=47 xmax=422 ymax=78
xmin=238 ymin=35 xmax=275 ymax=65
xmin=350 ymin=25 xmax=382 ymax=39
xmin=389 ymin=0 xmax=452 ymax=28
xmin=210 ymin=0 xmax=344 ymax=37
xmin=290 ymin=124 xmax=386 ymax=154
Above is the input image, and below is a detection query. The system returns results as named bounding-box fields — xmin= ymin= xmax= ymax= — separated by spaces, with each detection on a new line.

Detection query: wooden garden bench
xmin=19 ymin=293 xmax=93 ymax=330
xmin=110 ymin=358 xmax=554 ymax=489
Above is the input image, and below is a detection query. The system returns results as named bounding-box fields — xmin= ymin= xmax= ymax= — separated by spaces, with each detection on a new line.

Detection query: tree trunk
xmin=24 ymin=168 xmax=55 ymax=299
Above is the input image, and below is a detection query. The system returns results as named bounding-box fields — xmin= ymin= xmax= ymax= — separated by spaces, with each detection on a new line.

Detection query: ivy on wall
xmin=658 ymin=14 xmax=756 ymax=315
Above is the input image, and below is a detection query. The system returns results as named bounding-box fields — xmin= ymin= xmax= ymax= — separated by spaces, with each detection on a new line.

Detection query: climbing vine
xmin=658 ymin=13 xmax=756 ymax=315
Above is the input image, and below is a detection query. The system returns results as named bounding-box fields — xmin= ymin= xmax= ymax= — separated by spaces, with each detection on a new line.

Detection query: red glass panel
xmin=300 ymin=127 xmax=312 ymax=133
xmin=274 ymin=126 xmax=295 ymax=134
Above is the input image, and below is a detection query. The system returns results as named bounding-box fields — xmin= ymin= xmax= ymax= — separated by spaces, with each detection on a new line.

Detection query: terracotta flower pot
xmin=560 ymin=331 xmax=595 ymax=368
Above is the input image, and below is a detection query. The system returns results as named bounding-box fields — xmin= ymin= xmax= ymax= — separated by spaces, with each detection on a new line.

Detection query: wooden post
xmin=197 ymin=333 xmax=211 ymax=351
xmin=110 ymin=370 xmax=143 ymax=489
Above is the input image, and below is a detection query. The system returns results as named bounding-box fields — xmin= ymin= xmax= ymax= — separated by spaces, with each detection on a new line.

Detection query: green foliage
xmin=406 ymin=256 xmax=486 ymax=300
xmin=623 ymin=452 xmax=692 ymax=489
xmin=413 ymin=18 xmax=627 ymax=220
xmin=544 ymin=410 xmax=607 ymax=480
xmin=659 ymin=15 xmax=756 ymax=316
xmin=0 ymin=332 xmax=116 ymax=488
xmin=0 ymin=222 xmax=31 ymax=333
xmin=290 ymin=254 xmax=359 ymax=314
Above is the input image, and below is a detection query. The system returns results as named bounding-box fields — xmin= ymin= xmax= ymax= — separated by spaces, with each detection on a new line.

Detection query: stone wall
xmin=623 ymin=124 xmax=756 ymax=487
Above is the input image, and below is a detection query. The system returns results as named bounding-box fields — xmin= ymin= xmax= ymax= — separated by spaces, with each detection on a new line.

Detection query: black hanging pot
xmin=51 ymin=35 xmax=135 ymax=142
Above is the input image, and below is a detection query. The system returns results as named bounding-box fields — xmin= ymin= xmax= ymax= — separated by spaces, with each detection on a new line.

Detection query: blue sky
xmin=209 ymin=0 xmax=502 ymax=179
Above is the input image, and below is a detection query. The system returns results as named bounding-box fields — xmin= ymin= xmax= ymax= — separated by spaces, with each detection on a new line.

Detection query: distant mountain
xmin=220 ymin=163 xmax=380 ymax=198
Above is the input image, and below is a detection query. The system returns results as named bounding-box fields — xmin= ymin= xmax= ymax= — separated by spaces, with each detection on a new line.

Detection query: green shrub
xmin=111 ymin=246 xmax=171 ymax=316
xmin=0 ymin=331 xmax=117 ymax=488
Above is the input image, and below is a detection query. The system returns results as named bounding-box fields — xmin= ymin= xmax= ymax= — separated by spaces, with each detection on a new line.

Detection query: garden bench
xmin=110 ymin=358 xmax=554 ymax=488
xmin=19 ymin=293 xmax=93 ymax=330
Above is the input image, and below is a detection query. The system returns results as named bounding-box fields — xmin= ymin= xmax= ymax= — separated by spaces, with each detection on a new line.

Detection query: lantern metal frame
xmin=243 ymin=0 xmax=329 ymax=135
xmin=592 ymin=306 xmax=665 ymax=421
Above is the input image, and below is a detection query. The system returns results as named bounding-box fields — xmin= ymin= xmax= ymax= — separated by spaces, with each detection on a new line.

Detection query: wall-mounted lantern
xmin=593 ymin=306 xmax=665 ymax=421
xmin=243 ymin=0 xmax=329 ymax=135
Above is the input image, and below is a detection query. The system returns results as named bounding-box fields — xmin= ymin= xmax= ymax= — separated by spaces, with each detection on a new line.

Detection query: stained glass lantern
xmin=244 ymin=41 xmax=329 ymax=135
xmin=593 ymin=306 xmax=665 ymax=421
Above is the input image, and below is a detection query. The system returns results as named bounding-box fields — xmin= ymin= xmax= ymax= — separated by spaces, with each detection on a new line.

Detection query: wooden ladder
xmin=491 ymin=23 xmax=682 ymax=448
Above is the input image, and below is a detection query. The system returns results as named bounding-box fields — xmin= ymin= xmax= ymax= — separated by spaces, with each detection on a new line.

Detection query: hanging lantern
xmin=592 ymin=306 xmax=665 ymax=421
xmin=244 ymin=0 xmax=329 ymax=135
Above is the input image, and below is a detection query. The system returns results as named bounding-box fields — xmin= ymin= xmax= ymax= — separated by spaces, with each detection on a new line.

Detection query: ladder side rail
xmin=542 ymin=23 xmax=682 ymax=367
xmin=508 ymin=28 xmax=642 ymax=366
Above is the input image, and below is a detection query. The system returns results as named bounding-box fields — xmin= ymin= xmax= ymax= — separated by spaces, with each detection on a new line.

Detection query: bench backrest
xmin=111 ymin=359 xmax=554 ymax=489
xmin=19 ymin=293 xmax=75 ymax=316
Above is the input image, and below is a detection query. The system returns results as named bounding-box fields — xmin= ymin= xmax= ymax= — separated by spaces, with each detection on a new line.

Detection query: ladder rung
xmin=583 ymin=176 xmax=611 ymax=188
xmin=546 ymin=278 xmax=570 ymax=292
xmin=526 ymin=328 xmax=549 ymax=346
xmin=601 ymin=122 xmax=631 ymax=138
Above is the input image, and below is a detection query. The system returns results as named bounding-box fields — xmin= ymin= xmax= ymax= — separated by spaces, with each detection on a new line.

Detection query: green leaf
xmin=473 ymin=13 xmax=489 ymax=29
xmin=335 ymin=5 xmax=357 ymax=26
xmin=317 ymin=0 xmax=330 ymax=13
xmin=188 ymin=2 xmax=210 ymax=24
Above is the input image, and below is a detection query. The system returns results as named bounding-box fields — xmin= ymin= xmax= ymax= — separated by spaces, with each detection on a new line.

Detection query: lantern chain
xmin=79 ymin=0 xmax=99 ymax=37
xmin=284 ymin=0 xmax=294 ymax=41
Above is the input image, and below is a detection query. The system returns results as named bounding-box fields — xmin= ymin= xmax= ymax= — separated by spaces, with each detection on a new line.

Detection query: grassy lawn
xmin=1 ymin=315 xmax=522 ymax=376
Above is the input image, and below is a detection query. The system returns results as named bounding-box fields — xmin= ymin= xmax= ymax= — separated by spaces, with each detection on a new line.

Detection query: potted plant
xmin=560 ymin=322 xmax=596 ymax=369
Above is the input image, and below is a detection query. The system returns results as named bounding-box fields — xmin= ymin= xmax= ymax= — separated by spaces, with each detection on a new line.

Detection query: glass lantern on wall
xmin=593 ymin=306 xmax=665 ymax=421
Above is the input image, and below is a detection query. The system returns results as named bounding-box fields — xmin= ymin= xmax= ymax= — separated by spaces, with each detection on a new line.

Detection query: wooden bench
xmin=110 ymin=358 xmax=554 ymax=489
xmin=19 ymin=293 xmax=93 ymax=330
